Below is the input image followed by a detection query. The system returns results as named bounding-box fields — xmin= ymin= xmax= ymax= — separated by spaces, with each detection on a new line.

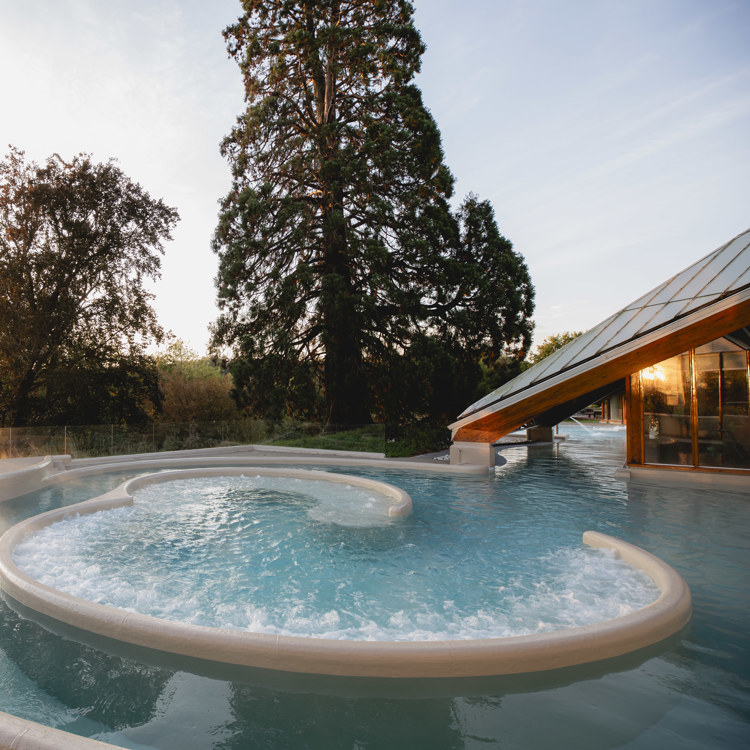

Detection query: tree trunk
xmin=320 ymin=192 xmax=371 ymax=427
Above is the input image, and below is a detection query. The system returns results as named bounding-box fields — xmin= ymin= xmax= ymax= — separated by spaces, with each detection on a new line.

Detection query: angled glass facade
xmin=640 ymin=336 xmax=750 ymax=471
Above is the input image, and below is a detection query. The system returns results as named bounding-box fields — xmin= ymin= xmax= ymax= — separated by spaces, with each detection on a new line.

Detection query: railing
xmin=0 ymin=420 xmax=386 ymax=460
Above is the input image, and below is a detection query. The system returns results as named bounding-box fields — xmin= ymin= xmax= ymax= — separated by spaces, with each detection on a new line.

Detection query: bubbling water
xmin=12 ymin=474 xmax=659 ymax=641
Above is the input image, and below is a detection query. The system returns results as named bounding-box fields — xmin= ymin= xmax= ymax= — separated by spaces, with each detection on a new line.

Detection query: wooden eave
xmin=451 ymin=290 xmax=750 ymax=443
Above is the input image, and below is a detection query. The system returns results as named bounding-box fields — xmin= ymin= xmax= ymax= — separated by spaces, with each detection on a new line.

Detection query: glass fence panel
xmin=0 ymin=421 xmax=386 ymax=460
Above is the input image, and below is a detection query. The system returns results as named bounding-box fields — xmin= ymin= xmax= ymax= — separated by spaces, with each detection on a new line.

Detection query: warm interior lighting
xmin=642 ymin=365 xmax=666 ymax=382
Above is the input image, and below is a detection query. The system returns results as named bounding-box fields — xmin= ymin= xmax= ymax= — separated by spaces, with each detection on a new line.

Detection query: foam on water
xmin=12 ymin=474 xmax=659 ymax=641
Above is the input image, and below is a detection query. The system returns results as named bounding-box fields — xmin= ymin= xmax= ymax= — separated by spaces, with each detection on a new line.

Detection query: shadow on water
xmin=1 ymin=588 xmax=689 ymax=699
xmin=0 ymin=592 xmax=695 ymax=750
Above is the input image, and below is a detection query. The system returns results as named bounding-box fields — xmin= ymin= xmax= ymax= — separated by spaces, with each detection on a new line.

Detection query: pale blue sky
xmin=2 ymin=0 xmax=748 ymax=353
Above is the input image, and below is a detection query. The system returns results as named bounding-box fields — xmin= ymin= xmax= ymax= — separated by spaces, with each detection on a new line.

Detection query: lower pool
xmin=0 ymin=424 xmax=748 ymax=748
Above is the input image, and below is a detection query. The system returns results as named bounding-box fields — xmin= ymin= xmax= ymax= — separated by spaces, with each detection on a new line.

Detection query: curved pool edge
xmin=0 ymin=455 xmax=68 ymax=503
xmin=41 ymin=449 xmax=489 ymax=488
xmin=121 ymin=466 xmax=413 ymax=518
xmin=0 ymin=467 xmax=692 ymax=678
xmin=0 ymin=710 xmax=123 ymax=750
xmin=0 ymin=446 xmax=489 ymax=506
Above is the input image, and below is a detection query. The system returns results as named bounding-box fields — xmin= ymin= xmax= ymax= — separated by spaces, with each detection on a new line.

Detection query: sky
xmin=1 ymin=0 xmax=749 ymax=355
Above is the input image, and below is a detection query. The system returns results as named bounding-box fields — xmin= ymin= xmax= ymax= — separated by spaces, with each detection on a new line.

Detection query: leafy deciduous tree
xmin=156 ymin=340 xmax=240 ymax=423
xmin=530 ymin=331 xmax=582 ymax=364
xmin=37 ymin=349 xmax=162 ymax=426
xmin=0 ymin=147 xmax=178 ymax=426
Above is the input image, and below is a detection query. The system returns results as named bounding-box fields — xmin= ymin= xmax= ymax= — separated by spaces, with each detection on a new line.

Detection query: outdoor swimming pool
xmin=0 ymin=424 xmax=748 ymax=748
xmin=10 ymin=472 xmax=660 ymax=643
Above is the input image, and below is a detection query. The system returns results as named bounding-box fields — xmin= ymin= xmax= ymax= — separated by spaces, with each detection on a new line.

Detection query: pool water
xmin=0 ymin=424 xmax=749 ymax=749
xmin=11 ymin=474 xmax=658 ymax=641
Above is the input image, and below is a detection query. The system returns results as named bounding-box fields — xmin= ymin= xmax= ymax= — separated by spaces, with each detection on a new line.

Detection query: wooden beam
xmin=531 ymin=380 xmax=624 ymax=427
xmin=625 ymin=372 xmax=643 ymax=465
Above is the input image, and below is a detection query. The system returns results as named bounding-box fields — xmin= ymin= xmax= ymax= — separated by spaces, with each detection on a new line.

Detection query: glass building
xmin=451 ymin=229 xmax=750 ymax=482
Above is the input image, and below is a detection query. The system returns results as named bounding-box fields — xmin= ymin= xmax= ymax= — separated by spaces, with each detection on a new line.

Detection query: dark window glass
xmin=696 ymin=344 xmax=750 ymax=469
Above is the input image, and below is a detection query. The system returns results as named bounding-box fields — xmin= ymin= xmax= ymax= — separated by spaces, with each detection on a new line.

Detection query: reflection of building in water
xmin=450 ymin=229 xmax=750 ymax=484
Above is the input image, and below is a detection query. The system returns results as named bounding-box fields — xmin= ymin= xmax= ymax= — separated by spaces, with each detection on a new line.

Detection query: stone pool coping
xmin=0 ymin=462 xmax=692 ymax=680
xmin=0 ymin=710 xmax=120 ymax=750
xmin=0 ymin=444 xmax=489 ymax=504
xmin=100 ymin=465 xmax=414 ymax=517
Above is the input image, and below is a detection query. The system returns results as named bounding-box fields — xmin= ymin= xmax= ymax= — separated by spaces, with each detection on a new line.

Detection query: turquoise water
xmin=11 ymin=474 xmax=657 ymax=641
xmin=0 ymin=424 xmax=749 ymax=748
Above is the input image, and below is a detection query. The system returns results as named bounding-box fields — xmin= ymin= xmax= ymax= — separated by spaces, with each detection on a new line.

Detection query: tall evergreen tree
xmin=213 ymin=0 xmax=533 ymax=424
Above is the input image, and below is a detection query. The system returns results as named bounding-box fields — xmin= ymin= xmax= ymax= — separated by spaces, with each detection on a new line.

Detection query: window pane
xmin=698 ymin=351 xmax=750 ymax=469
xmin=643 ymin=354 xmax=693 ymax=466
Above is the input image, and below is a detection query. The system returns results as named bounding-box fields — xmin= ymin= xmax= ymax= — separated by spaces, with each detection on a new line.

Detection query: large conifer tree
xmin=213 ymin=0 xmax=533 ymax=425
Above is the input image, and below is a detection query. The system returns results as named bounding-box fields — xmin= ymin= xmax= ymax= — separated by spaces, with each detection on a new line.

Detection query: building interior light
xmin=642 ymin=365 xmax=666 ymax=382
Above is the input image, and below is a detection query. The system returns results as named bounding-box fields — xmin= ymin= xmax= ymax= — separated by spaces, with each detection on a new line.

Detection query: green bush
xmin=384 ymin=423 xmax=451 ymax=458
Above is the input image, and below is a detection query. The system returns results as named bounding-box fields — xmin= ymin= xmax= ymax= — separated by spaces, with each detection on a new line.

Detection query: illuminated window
xmin=695 ymin=341 xmax=750 ymax=469
xmin=643 ymin=353 xmax=693 ymax=466
xmin=641 ymin=336 xmax=750 ymax=470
